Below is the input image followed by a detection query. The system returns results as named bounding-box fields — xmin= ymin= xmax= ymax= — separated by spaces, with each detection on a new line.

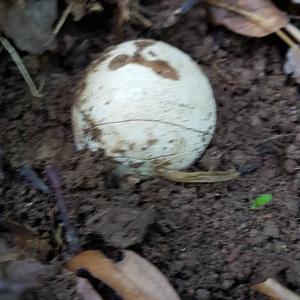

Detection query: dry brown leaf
xmin=76 ymin=277 xmax=104 ymax=300
xmin=68 ymin=250 xmax=181 ymax=300
xmin=0 ymin=0 xmax=57 ymax=54
xmin=118 ymin=250 xmax=181 ymax=300
xmin=206 ymin=0 xmax=289 ymax=37
xmin=116 ymin=0 xmax=152 ymax=28
xmin=116 ymin=0 xmax=130 ymax=27
xmin=252 ymin=278 xmax=300 ymax=300
xmin=1 ymin=220 xmax=50 ymax=260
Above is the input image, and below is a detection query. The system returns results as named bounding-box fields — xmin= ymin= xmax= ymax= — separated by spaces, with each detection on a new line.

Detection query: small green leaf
xmin=251 ymin=194 xmax=273 ymax=209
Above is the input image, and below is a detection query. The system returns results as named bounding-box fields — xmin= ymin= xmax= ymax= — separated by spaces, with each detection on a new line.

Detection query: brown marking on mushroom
xmin=82 ymin=114 xmax=102 ymax=143
xmin=73 ymin=53 xmax=111 ymax=108
xmin=129 ymin=161 xmax=144 ymax=168
xmin=111 ymin=138 xmax=127 ymax=154
xmin=109 ymin=53 xmax=179 ymax=81
xmin=109 ymin=54 xmax=131 ymax=70
xmin=147 ymin=138 xmax=158 ymax=146
xmin=128 ymin=143 xmax=136 ymax=150
xmin=135 ymin=40 xmax=155 ymax=51
xmin=148 ymin=50 xmax=157 ymax=57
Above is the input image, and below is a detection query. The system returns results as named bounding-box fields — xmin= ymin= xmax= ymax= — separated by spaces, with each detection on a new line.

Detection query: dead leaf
xmin=252 ymin=278 xmax=300 ymax=300
xmin=116 ymin=0 xmax=152 ymax=28
xmin=4 ymin=258 xmax=51 ymax=281
xmin=0 ymin=0 xmax=57 ymax=54
xmin=76 ymin=277 xmax=104 ymax=300
xmin=1 ymin=220 xmax=50 ymax=260
xmin=118 ymin=250 xmax=181 ymax=300
xmin=206 ymin=0 xmax=289 ymax=37
xmin=68 ymin=250 xmax=181 ymax=300
xmin=0 ymin=278 xmax=40 ymax=300
xmin=116 ymin=0 xmax=130 ymax=27
xmin=284 ymin=45 xmax=300 ymax=83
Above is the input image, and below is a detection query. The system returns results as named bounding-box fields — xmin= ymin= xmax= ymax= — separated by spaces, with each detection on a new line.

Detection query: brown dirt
xmin=1 ymin=2 xmax=300 ymax=300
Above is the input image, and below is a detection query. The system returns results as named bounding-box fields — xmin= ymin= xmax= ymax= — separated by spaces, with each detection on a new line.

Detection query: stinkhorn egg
xmin=72 ymin=39 xmax=217 ymax=178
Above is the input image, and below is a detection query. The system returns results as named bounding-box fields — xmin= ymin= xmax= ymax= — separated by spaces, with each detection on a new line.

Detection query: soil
xmin=1 ymin=2 xmax=300 ymax=300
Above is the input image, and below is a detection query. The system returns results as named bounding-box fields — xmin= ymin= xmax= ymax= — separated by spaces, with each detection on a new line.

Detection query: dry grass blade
xmin=155 ymin=164 xmax=239 ymax=183
xmin=284 ymin=23 xmax=300 ymax=44
xmin=46 ymin=2 xmax=74 ymax=46
xmin=0 ymin=35 xmax=43 ymax=97
xmin=205 ymin=0 xmax=292 ymax=46
xmin=252 ymin=278 xmax=300 ymax=300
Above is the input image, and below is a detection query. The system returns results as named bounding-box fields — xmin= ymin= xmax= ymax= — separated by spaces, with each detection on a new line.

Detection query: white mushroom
xmin=72 ymin=39 xmax=238 ymax=181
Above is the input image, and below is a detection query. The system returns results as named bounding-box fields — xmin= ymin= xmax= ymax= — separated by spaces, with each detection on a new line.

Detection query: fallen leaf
xmin=118 ymin=250 xmax=181 ymax=300
xmin=284 ymin=45 xmax=300 ymax=84
xmin=1 ymin=220 xmax=50 ymax=260
xmin=68 ymin=249 xmax=181 ymax=300
xmin=0 ymin=0 xmax=57 ymax=54
xmin=76 ymin=277 xmax=104 ymax=300
xmin=0 ymin=278 xmax=40 ymax=300
xmin=205 ymin=0 xmax=289 ymax=37
xmin=116 ymin=0 xmax=152 ymax=28
xmin=252 ymin=278 xmax=300 ymax=300
xmin=4 ymin=258 xmax=51 ymax=281
xmin=116 ymin=0 xmax=130 ymax=27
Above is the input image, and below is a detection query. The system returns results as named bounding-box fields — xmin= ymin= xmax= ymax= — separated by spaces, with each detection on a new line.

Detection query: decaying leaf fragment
xmin=206 ymin=0 xmax=289 ymax=37
xmin=0 ymin=0 xmax=58 ymax=54
xmin=68 ymin=250 xmax=181 ymax=300
xmin=284 ymin=45 xmax=300 ymax=84
xmin=76 ymin=277 xmax=104 ymax=300
xmin=1 ymin=220 xmax=50 ymax=260
xmin=116 ymin=0 xmax=153 ymax=28
xmin=252 ymin=278 xmax=300 ymax=300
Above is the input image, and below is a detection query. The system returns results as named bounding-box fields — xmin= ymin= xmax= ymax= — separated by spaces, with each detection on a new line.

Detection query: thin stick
xmin=204 ymin=0 xmax=296 ymax=48
xmin=46 ymin=2 xmax=74 ymax=45
xmin=20 ymin=162 xmax=49 ymax=193
xmin=0 ymin=35 xmax=43 ymax=97
xmin=174 ymin=0 xmax=199 ymax=15
xmin=46 ymin=166 xmax=81 ymax=255
xmin=253 ymin=278 xmax=300 ymax=300
xmin=275 ymin=30 xmax=296 ymax=48
xmin=284 ymin=23 xmax=300 ymax=44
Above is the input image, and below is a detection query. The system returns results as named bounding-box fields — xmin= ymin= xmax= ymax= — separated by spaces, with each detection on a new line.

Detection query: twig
xmin=0 ymin=35 xmax=43 ymax=97
xmin=284 ymin=23 xmax=300 ymax=44
xmin=46 ymin=2 xmax=74 ymax=45
xmin=20 ymin=163 xmax=49 ymax=193
xmin=253 ymin=278 xmax=300 ymax=300
xmin=46 ymin=166 xmax=81 ymax=255
xmin=174 ymin=0 xmax=199 ymax=15
xmin=204 ymin=0 xmax=296 ymax=48
xmin=261 ymin=133 xmax=294 ymax=143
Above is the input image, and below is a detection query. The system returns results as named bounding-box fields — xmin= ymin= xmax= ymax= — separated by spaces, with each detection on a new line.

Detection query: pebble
xmin=263 ymin=221 xmax=280 ymax=238
xmin=196 ymin=288 xmax=211 ymax=300
xmin=284 ymin=159 xmax=298 ymax=174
